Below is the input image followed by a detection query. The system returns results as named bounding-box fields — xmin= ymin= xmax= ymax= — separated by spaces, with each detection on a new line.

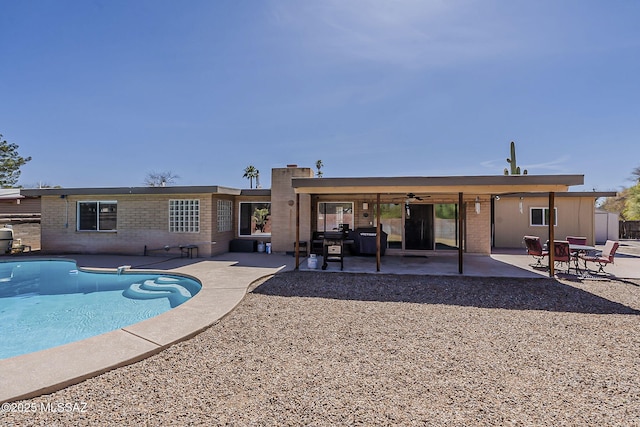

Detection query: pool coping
xmin=0 ymin=256 xmax=291 ymax=404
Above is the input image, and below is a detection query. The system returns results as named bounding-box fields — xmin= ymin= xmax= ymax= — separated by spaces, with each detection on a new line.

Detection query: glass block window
xmin=169 ymin=199 xmax=200 ymax=233
xmin=217 ymin=199 xmax=233 ymax=232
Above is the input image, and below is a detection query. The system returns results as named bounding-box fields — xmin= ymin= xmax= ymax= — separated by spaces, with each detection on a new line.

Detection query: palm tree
xmin=243 ymin=165 xmax=259 ymax=189
xmin=316 ymin=160 xmax=324 ymax=178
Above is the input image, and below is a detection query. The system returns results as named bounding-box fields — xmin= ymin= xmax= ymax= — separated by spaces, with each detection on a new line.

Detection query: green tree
xmin=623 ymin=184 xmax=640 ymax=220
xmin=252 ymin=207 xmax=270 ymax=232
xmin=631 ymin=166 xmax=640 ymax=184
xmin=600 ymin=188 xmax=628 ymax=218
xmin=0 ymin=134 xmax=32 ymax=187
xmin=243 ymin=165 xmax=258 ymax=189
xmin=600 ymin=164 xmax=640 ymax=220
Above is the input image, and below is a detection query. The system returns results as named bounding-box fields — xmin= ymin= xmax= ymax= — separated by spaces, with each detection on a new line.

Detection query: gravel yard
xmin=4 ymin=272 xmax=640 ymax=426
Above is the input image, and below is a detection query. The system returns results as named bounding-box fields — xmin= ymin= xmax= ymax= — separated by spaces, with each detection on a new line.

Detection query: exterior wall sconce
xmin=519 ymin=197 xmax=524 ymax=214
xmin=475 ymin=197 xmax=481 ymax=214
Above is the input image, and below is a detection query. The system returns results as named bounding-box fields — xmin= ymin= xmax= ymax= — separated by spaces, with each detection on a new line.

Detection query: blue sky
xmin=1 ymin=0 xmax=639 ymax=192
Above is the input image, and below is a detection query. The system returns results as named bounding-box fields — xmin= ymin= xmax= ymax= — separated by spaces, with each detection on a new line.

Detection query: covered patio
xmin=291 ymin=174 xmax=585 ymax=276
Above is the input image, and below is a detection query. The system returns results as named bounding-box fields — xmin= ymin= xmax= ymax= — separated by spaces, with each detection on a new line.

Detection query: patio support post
xmin=548 ymin=191 xmax=555 ymax=277
xmin=295 ymin=192 xmax=300 ymax=270
xmin=458 ymin=192 xmax=464 ymax=274
xmin=376 ymin=193 xmax=381 ymax=272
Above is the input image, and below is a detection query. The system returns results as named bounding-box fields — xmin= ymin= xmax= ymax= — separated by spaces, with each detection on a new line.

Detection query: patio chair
xmin=523 ymin=235 xmax=548 ymax=268
xmin=566 ymin=236 xmax=588 ymax=261
xmin=553 ymin=240 xmax=572 ymax=274
xmin=579 ymin=240 xmax=619 ymax=274
xmin=566 ymin=236 xmax=587 ymax=245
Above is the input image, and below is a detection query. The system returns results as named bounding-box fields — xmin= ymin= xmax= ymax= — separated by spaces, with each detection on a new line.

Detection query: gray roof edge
xmin=497 ymin=191 xmax=617 ymax=198
xmin=239 ymin=189 xmax=272 ymax=196
xmin=291 ymin=174 xmax=585 ymax=187
xmin=21 ymin=186 xmax=242 ymax=197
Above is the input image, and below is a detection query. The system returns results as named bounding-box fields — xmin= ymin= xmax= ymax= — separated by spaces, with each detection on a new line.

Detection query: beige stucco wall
xmin=270 ymin=166 xmax=314 ymax=252
xmin=494 ymin=196 xmax=596 ymax=248
xmin=40 ymin=193 xmax=228 ymax=257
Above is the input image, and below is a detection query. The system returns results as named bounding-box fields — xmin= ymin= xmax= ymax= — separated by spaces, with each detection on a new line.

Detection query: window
xmin=435 ymin=203 xmax=459 ymax=249
xmin=317 ymin=202 xmax=354 ymax=232
xmin=373 ymin=203 xmax=402 ymax=249
xmin=239 ymin=202 xmax=271 ymax=236
xmin=530 ymin=207 xmax=557 ymax=226
xmin=77 ymin=201 xmax=117 ymax=231
xmin=169 ymin=199 xmax=200 ymax=233
xmin=217 ymin=199 xmax=233 ymax=232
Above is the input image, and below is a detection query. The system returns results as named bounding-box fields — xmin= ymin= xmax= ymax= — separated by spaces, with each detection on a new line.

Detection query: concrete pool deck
xmin=0 ymin=253 xmax=294 ymax=404
xmin=1 ymin=242 xmax=638 ymax=403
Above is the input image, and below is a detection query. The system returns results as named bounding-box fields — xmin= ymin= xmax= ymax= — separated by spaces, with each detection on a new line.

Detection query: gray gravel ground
xmin=3 ymin=272 xmax=640 ymax=426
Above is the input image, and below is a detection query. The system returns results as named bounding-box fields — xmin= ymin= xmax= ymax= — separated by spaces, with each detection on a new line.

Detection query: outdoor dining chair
xmin=566 ymin=236 xmax=588 ymax=261
xmin=566 ymin=236 xmax=587 ymax=245
xmin=553 ymin=240 xmax=572 ymax=274
xmin=579 ymin=240 xmax=620 ymax=274
xmin=523 ymin=236 xmax=548 ymax=268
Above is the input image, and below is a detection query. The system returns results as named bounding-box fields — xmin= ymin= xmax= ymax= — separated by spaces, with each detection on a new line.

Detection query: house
xmin=0 ymin=189 xmax=41 ymax=250
xmin=21 ymin=165 xmax=615 ymax=266
xmin=493 ymin=192 xmax=617 ymax=248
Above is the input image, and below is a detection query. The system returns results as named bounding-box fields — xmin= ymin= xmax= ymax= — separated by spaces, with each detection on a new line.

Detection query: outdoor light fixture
xmin=519 ymin=197 xmax=524 ymax=214
xmin=475 ymin=197 xmax=481 ymax=214
xmin=363 ymin=202 xmax=368 ymax=210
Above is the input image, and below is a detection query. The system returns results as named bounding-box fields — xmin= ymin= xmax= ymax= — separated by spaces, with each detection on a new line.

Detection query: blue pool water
xmin=0 ymin=259 xmax=201 ymax=360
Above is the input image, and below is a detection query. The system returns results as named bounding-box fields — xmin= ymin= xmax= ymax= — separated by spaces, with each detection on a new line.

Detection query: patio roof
xmin=291 ymin=174 xmax=584 ymax=195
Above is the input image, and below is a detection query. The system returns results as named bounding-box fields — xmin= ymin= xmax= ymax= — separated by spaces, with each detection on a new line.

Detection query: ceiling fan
xmin=405 ymin=193 xmax=424 ymax=203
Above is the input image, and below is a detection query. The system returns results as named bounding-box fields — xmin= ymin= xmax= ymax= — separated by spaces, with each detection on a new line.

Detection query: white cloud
xmin=269 ymin=0 xmax=640 ymax=70
xmin=269 ymin=0 xmax=523 ymax=68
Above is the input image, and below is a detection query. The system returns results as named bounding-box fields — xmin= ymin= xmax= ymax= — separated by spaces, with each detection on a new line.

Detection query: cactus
xmin=504 ymin=141 xmax=527 ymax=175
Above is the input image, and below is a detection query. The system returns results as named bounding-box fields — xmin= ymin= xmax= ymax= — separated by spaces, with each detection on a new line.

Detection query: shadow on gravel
xmin=252 ymin=271 xmax=639 ymax=315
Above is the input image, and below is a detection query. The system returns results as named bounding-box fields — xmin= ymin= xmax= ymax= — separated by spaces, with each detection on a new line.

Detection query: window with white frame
xmin=217 ymin=199 xmax=233 ymax=232
xmin=77 ymin=201 xmax=117 ymax=231
xmin=169 ymin=199 xmax=200 ymax=233
xmin=530 ymin=207 xmax=557 ymax=226
xmin=239 ymin=202 xmax=271 ymax=236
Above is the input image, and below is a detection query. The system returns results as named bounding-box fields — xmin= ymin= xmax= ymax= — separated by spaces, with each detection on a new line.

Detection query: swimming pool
xmin=0 ymin=259 xmax=201 ymax=360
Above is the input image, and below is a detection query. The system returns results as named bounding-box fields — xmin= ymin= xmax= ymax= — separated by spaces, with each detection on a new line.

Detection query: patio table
xmin=569 ymin=243 xmax=596 ymax=273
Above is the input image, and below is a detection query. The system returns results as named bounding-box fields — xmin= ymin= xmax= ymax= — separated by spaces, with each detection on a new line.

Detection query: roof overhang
xmin=0 ymin=189 xmax=25 ymax=200
xmin=498 ymin=191 xmax=616 ymax=198
xmin=21 ymin=186 xmax=242 ymax=197
xmin=291 ymin=174 xmax=585 ymax=195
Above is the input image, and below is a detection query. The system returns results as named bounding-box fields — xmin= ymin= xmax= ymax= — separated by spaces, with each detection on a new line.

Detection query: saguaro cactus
xmin=504 ymin=141 xmax=528 ymax=175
